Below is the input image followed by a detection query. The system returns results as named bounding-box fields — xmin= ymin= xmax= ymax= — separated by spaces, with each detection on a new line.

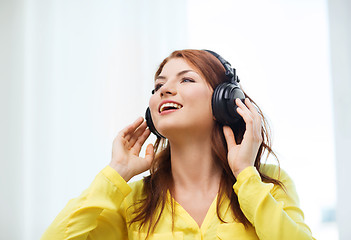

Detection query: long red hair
xmin=129 ymin=50 xmax=283 ymax=235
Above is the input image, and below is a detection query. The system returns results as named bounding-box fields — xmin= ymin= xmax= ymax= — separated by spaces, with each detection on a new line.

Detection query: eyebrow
xmin=155 ymin=70 xmax=197 ymax=81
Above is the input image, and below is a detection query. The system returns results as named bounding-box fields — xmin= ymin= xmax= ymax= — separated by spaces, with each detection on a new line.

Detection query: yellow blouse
xmin=41 ymin=165 xmax=315 ymax=240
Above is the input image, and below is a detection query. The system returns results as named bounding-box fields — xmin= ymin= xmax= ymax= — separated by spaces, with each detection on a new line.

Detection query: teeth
xmin=160 ymin=102 xmax=182 ymax=112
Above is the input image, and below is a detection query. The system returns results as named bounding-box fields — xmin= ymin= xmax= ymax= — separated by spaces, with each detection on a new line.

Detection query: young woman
xmin=42 ymin=50 xmax=315 ymax=239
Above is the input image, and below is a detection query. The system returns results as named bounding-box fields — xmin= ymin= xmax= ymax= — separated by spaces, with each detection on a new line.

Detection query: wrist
xmin=109 ymin=162 xmax=133 ymax=182
xmin=232 ymin=164 xmax=254 ymax=178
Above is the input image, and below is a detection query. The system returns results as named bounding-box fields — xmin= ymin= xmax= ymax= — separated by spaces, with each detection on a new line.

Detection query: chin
xmin=157 ymin=121 xmax=213 ymax=139
xmin=156 ymin=121 xmax=182 ymax=136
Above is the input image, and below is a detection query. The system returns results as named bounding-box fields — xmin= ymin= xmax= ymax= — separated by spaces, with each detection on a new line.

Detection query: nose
xmin=159 ymin=81 xmax=176 ymax=97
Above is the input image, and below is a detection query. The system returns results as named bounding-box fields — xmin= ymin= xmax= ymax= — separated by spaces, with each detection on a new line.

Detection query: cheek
xmin=186 ymin=88 xmax=213 ymax=114
xmin=194 ymin=88 xmax=212 ymax=104
xmin=149 ymin=95 xmax=158 ymax=114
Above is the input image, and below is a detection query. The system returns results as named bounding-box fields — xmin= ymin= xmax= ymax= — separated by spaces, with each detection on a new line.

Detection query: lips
xmin=158 ymin=101 xmax=183 ymax=113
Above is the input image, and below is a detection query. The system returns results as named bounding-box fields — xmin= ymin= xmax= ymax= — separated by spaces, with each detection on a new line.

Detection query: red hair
xmin=129 ymin=50 xmax=283 ymax=235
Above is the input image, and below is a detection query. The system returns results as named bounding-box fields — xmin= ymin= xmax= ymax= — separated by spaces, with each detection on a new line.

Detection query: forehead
xmin=159 ymin=58 xmax=196 ymax=76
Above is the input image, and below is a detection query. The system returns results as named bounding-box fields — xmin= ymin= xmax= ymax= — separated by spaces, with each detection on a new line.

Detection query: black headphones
xmin=145 ymin=50 xmax=245 ymax=138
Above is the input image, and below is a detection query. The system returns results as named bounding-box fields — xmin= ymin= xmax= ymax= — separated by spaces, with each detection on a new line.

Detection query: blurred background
xmin=1 ymin=0 xmax=350 ymax=239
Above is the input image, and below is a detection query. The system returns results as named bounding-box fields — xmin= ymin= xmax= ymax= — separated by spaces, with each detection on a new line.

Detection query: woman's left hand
xmin=223 ymin=98 xmax=263 ymax=178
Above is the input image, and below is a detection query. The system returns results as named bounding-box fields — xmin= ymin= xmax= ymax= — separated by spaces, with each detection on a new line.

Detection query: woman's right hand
xmin=109 ymin=117 xmax=154 ymax=182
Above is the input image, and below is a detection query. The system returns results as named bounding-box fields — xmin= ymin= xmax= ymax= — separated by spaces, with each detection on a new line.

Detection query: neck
xmin=168 ymin=133 xmax=222 ymax=193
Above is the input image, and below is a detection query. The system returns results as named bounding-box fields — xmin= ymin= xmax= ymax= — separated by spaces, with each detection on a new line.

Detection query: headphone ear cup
xmin=212 ymin=82 xmax=245 ymax=125
xmin=145 ymin=107 xmax=165 ymax=138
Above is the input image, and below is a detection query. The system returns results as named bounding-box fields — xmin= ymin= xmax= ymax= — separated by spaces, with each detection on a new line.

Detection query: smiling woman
xmin=149 ymin=57 xmax=214 ymax=140
xmin=41 ymin=50 xmax=315 ymax=240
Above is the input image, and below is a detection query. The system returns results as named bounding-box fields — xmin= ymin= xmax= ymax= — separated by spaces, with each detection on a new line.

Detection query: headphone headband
xmin=204 ymin=50 xmax=240 ymax=83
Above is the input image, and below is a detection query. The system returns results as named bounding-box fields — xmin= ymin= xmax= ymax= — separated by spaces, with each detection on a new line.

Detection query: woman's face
xmin=149 ymin=58 xmax=214 ymax=138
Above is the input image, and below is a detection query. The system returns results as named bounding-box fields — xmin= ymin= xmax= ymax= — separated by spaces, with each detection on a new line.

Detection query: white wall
xmin=0 ymin=0 xmax=187 ymax=239
xmin=186 ymin=0 xmax=336 ymax=239
xmin=0 ymin=1 xmax=26 ymax=239
xmin=328 ymin=0 xmax=351 ymax=239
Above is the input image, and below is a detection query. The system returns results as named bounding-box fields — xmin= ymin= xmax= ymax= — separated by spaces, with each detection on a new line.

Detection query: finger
xmin=236 ymin=99 xmax=253 ymax=119
xmin=130 ymin=128 xmax=151 ymax=155
xmin=244 ymin=98 xmax=262 ymax=125
xmin=244 ymin=98 xmax=257 ymax=114
xmin=238 ymin=99 xmax=262 ymax=143
xmin=119 ymin=117 xmax=144 ymax=141
xmin=144 ymin=143 xmax=155 ymax=164
xmin=236 ymin=105 xmax=256 ymax=139
xmin=236 ymin=98 xmax=251 ymax=112
xmin=243 ymin=99 xmax=262 ymax=139
xmin=236 ymin=99 xmax=254 ymax=130
xmin=128 ymin=121 xmax=148 ymax=149
xmin=223 ymin=126 xmax=237 ymax=149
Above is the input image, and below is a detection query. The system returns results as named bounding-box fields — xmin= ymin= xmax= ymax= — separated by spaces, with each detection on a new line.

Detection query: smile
xmin=159 ymin=101 xmax=183 ymax=113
